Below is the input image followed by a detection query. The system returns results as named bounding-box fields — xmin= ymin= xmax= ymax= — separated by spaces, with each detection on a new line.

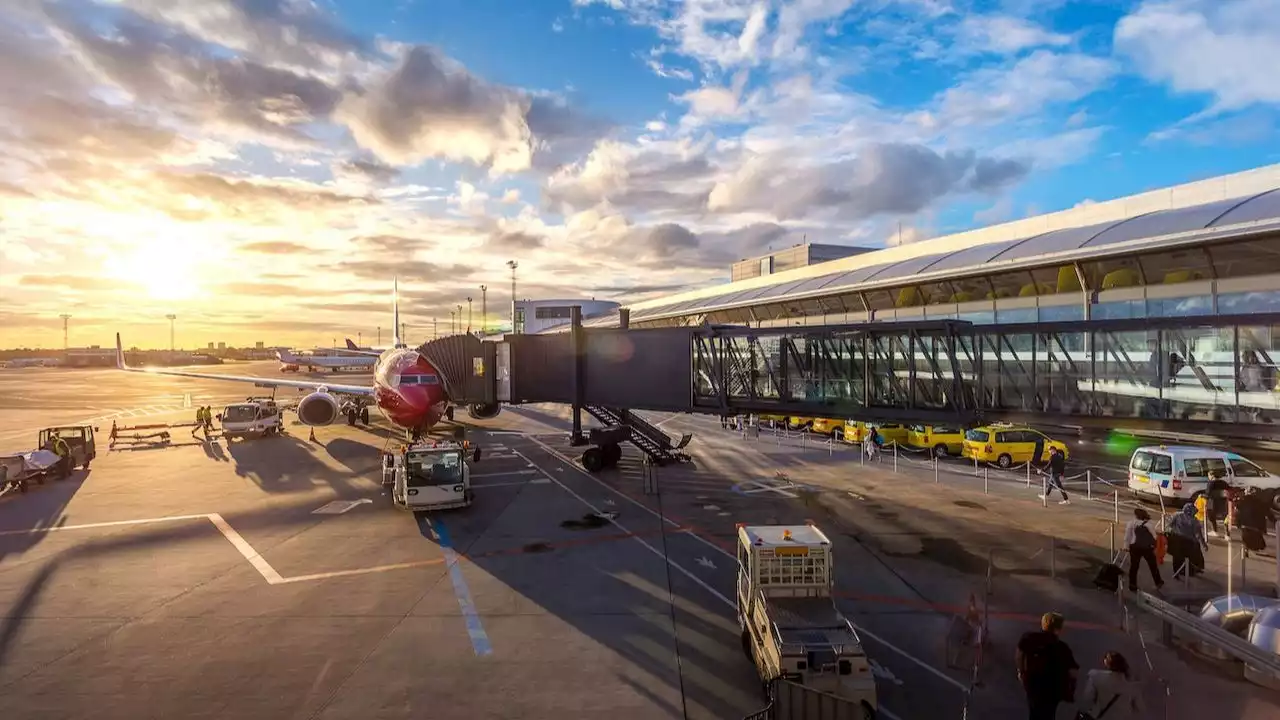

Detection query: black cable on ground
xmin=652 ymin=459 xmax=690 ymax=720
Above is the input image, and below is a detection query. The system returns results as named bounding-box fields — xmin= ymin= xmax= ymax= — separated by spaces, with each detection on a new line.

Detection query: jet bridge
xmin=425 ymin=310 xmax=1280 ymax=468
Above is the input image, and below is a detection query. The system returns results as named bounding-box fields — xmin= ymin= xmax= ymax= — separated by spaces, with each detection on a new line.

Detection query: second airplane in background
xmin=277 ymin=349 xmax=376 ymax=373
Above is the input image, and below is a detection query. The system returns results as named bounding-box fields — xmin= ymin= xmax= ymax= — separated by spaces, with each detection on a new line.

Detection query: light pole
xmin=400 ymin=322 xmax=406 ymax=344
xmin=479 ymin=285 xmax=487 ymax=335
xmin=450 ymin=311 xmax=456 ymax=334
xmin=466 ymin=296 xmax=473 ymax=334
xmin=377 ymin=326 xmax=381 ymax=346
xmin=59 ymin=314 xmax=71 ymax=350
xmin=358 ymin=331 xmax=362 ymax=348
xmin=456 ymin=304 xmax=462 ymax=335
xmin=506 ymin=260 xmax=519 ymax=333
xmin=432 ymin=318 xmax=438 ymax=339
xmin=165 ymin=314 xmax=176 ymax=352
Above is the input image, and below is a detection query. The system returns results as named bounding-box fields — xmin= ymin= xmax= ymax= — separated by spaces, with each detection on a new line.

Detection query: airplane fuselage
xmin=370 ymin=348 xmax=448 ymax=432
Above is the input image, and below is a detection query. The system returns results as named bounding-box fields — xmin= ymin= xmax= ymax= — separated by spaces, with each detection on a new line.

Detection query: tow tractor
xmin=2 ymin=426 xmax=96 ymax=493
xmin=382 ymin=438 xmax=480 ymax=511
xmin=737 ymin=523 xmax=878 ymax=717
xmin=218 ymin=396 xmax=284 ymax=439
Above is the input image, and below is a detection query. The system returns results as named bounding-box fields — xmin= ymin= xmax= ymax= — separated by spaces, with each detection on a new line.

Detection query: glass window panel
xmin=1093 ymin=300 xmax=1143 ymax=319
xmin=1084 ymin=199 xmax=1241 ymax=248
xmin=996 ymin=307 xmax=1037 ymax=323
xmin=1237 ymin=325 xmax=1280 ymax=425
xmin=924 ymin=238 xmax=1025 ymax=274
xmin=782 ymin=271 xmax=859 ymax=297
xmin=1027 ymin=266 xmax=1071 ymax=296
xmin=1147 ymin=296 xmax=1213 ymax=317
xmin=1209 ymin=188 xmax=1280 ymax=227
xmin=924 ymin=307 xmax=957 ymax=319
xmin=1092 ymin=329 xmax=1160 ymax=420
xmin=1039 ymin=304 xmax=1084 ymax=322
xmin=894 ymin=286 xmax=926 ymax=308
xmin=989 ymin=271 xmax=1036 ymax=300
xmin=988 ymin=222 xmax=1117 ymax=262
xmin=1137 ymin=247 xmax=1212 ymax=286
xmin=1210 ymin=239 xmax=1280 ymax=279
xmin=1082 ymin=257 xmax=1143 ymax=290
xmin=1162 ymin=327 xmax=1236 ymax=422
xmin=864 ymin=289 xmax=895 ymax=311
xmin=874 ymin=252 xmax=951 ymax=281
xmin=948 ymin=278 xmax=992 ymax=303
xmin=1219 ymin=291 xmax=1280 ymax=314
xmin=918 ymin=280 xmax=957 ymax=304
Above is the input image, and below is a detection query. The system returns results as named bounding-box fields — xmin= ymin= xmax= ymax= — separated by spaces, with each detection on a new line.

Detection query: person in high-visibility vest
xmin=49 ymin=434 xmax=71 ymax=479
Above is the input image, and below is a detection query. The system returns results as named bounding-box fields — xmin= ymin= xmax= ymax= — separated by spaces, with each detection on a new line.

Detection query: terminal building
xmin=515 ymin=164 xmax=1280 ymax=435
xmin=564 ymin=165 xmax=1280 ymax=331
xmin=514 ymin=299 xmax=620 ymax=335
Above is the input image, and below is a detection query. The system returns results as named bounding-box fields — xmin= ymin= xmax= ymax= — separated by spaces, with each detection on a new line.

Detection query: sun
xmin=103 ymin=237 xmax=205 ymax=301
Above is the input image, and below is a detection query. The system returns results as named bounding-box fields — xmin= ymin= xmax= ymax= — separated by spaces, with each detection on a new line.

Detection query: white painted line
xmin=529 ymin=436 xmax=731 ymax=559
xmin=513 ymin=448 xmax=737 ymax=609
xmin=277 ymin=558 xmax=447 ymax=584
xmin=0 ymin=514 xmax=215 ymax=536
xmin=312 ymin=499 xmax=373 ymax=514
xmin=527 ymin=436 xmax=964 ymax=700
xmin=471 ymin=478 xmax=552 ymax=489
xmin=470 ymin=469 xmax=539 ymax=479
xmin=207 ymin=513 xmax=285 ymax=584
xmin=853 ymin=623 xmax=968 ymax=692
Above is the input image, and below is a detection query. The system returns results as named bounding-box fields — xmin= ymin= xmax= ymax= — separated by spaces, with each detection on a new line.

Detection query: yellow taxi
xmin=809 ymin=418 xmax=846 ymax=438
xmin=757 ymin=414 xmax=789 ymax=425
xmin=961 ymin=424 xmax=1070 ymax=468
xmin=907 ymin=425 xmax=966 ymax=458
xmin=787 ymin=416 xmax=815 ymax=430
xmin=843 ymin=422 xmax=909 ymax=446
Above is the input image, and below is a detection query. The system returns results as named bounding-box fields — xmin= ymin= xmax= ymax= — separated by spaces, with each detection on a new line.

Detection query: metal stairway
xmin=584 ymin=405 xmax=692 ymax=465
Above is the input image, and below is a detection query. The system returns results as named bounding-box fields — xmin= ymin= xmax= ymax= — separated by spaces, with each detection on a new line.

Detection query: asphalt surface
xmin=0 ymin=363 xmax=1277 ymax=719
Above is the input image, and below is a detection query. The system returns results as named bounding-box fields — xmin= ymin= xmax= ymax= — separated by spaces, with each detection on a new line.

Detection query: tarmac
xmin=0 ymin=362 xmax=1278 ymax=719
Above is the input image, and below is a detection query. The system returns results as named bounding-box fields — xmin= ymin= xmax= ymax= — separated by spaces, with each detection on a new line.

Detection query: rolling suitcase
xmin=1093 ymin=551 xmax=1126 ymax=592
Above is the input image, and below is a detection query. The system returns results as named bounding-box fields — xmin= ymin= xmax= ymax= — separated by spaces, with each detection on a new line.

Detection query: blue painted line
xmin=421 ymin=516 xmax=493 ymax=657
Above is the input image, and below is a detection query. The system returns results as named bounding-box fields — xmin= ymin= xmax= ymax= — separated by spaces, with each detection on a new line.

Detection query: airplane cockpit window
xmin=405 ymin=451 xmax=463 ymax=486
xmin=399 ymin=374 xmax=440 ymax=386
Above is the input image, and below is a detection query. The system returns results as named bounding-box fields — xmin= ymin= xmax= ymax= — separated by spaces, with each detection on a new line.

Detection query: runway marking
xmin=419 ymin=516 xmax=493 ymax=657
xmin=471 ymin=478 xmax=551 ymax=488
xmin=0 ymin=513 xmax=285 ymax=585
xmin=513 ymin=448 xmax=737 ymax=609
xmin=470 ymin=469 xmax=539 ymax=479
xmin=524 ymin=435 xmax=968 ymax=699
xmin=312 ymin=499 xmax=373 ymax=514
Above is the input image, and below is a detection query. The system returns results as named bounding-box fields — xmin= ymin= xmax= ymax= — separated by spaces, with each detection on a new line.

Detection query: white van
xmin=219 ymin=398 xmax=284 ymax=439
xmin=1127 ymin=445 xmax=1280 ymax=502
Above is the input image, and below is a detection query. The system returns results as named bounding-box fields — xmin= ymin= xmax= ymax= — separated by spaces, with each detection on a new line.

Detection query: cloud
xmin=238 ymin=241 xmax=311 ymax=254
xmin=334 ymin=259 xmax=475 ymax=283
xmin=46 ymin=4 xmax=344 ymax=144
xmin=544 ymin=137 xmax=716 ymax=213
xmin=219 ymin=281 xmax=306 ymax=296
xmin=1115 ymin=0 xmax=1280 ymax=112
xmin=707 ymin=143 xmax=1029 ymax=220
xmin=19 ymin=275 xmax=119 ymax=290
xmin=351 ymin=234 xmax=435 ymax=253
xmin=336 ymin=46 xmax=602 ymax=173
xmin=953 ymin=15 xmax=1072 ymax=56
xmin=149 ymin=171 xmax=379 ymax=220
xmin=937 ymin=50 xmax=1117 ymax=127
xmin=334 ymin=158 xmax=401 ymax=184
xmin=487 ymin=231 xmax=547 ymax=251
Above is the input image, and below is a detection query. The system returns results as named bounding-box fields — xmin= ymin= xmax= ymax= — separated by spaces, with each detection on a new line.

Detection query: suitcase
xmin=1093 ymin=563 xmax=1122 ymax=592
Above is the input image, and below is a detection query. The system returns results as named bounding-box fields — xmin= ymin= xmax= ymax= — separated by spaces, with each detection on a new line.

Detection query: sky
xmin=1 ymin=0 xmax=1278 ymax=349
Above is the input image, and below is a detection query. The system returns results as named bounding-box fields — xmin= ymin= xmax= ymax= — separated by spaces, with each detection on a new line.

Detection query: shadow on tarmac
xmin=0 ymin=469 xmax=90 ymax=563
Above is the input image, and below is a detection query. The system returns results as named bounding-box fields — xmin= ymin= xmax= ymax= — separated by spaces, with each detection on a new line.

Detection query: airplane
xmin=276 ymin=348 xmax=376 ymax=373
xmin=114 ymin=279 xmax=499 ymax=436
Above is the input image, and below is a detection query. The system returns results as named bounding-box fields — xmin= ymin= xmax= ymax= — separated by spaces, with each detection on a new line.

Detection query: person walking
xmin=1080 ymin=651 xmax=1145 ymax=719
xmin=1237 ymin=487 xmax=1276 ymax=554
xmin=1125 ymin=508 xmax=1163 ymax=593
xmin=1168 ymin=503 xmax=1207 ymax=579
xmin=1016 ymin=612 xmax=1079 ymax=720
xmin=1205 ymin=471 xmax=1231 ymax=537
xmin=1039 ymin=447 xmax=1070 ymax=505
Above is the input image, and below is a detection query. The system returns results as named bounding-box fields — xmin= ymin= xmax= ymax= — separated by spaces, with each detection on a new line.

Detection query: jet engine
xmin=467 ymin=403 xmax=501 ymax=419
xmin=297 ymin=391 xmax=341 ymax=426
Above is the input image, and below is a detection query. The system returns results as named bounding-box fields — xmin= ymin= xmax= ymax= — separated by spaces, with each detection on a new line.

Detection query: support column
xmin=570 ymin=305 xmax=586 ymax=446
xmin=618 ymin=307 xmax=630 ymax=329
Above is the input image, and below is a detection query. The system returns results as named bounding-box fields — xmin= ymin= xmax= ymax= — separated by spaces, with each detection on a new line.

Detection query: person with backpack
xmin=1079 ymin=651 xmax=1144 ymax=719
xmin=1016 ymin=612 xmax=1079 ymax=720
xmin=1168 ymin=503 xmax=1207 ymax=580
xmin=1125 ymin=508 xmax=1163 ymax=593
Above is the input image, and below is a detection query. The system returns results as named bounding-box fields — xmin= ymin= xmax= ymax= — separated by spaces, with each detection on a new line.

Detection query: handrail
xmin=1133 ymin=590 xmax=1280 ymax=673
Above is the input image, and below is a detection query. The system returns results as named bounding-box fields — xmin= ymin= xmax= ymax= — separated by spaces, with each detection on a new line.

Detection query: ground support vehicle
xmin=383 ymin=439 xmax=480 ymax=511
xmin=736 ymin=523 xmax=878 ymax=717
xmin=1 ymin=426 xmax=96 ymax=493
xmin=219 ymin=397 xmax=284 ymax=439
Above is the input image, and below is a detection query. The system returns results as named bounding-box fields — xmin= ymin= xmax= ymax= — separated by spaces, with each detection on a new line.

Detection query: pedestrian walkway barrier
xmin=741 ymin=678 xmax=872 ymax=720
xmin=1131 ymin=589 xmax=1280 ymax=677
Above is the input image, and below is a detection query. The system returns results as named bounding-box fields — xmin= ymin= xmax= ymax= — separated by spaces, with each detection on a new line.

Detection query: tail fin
xmin=392 ymin=276 xmax=402 ymax=348
xmin=345 ymin=338 xmax=359 ymax=351
xmin=115 ymin=333 xmax=127 ymax=369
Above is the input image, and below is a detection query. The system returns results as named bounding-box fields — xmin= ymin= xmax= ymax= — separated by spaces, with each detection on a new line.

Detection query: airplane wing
xmin=116 ymin=334 xmax=375 ymax=397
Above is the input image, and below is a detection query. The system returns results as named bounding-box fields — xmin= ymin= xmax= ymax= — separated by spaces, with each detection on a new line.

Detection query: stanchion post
xmin=1109 ymin=522 xmax=1115 ymax=558
xmin=1242 ymin=546 xmax=1248 ymax=589
xmin=1087 ymin=470 xmax=1092 ymax=501
xmin=1275 ymin=520 xmax=1280 ymax=598
xmin=893 ymin=443 xmax=898 ymax=474
xmin=1113 ymin=489 xmax=1119 ymax=524
xmin=974 ymin=456 xmax=979 ymax=477
xmin=934 ymin=455 xmax=939 ymax=484
xmin=1026 ymin=462 xmax=1031 ymax=487
xmin=1042 ymin=474 xmax=1048 ymax=508
xmin=983 ymin=464 xmax=988 ymax=488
